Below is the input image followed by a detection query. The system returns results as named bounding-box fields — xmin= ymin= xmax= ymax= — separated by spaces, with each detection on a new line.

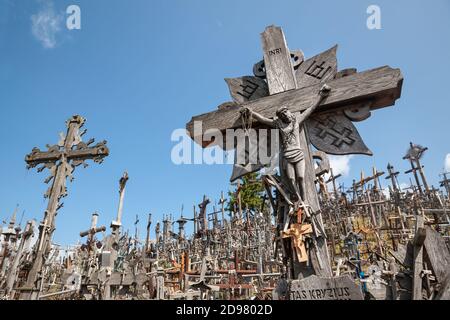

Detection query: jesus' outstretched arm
xmin=241 ymin=107 xmax=276 ymax=127
xmin=297 ymin=84 xmax=331 ymax=124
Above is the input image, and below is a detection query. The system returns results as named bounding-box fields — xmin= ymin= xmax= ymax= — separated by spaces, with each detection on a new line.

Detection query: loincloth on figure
xmin=281 ymin=148 xmax=305 ymax=171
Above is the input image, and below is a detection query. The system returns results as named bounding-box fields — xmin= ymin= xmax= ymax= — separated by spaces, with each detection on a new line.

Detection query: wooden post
xmin=405 ymin=159 xmax=423 ymax=195
xmin=386 ymin=163 xmax=400 ymax=192
xmin=412 ymin=215 xmax=426 ymax=300
xmin=5 ymin=221 xmax=35 ymax=297
xmin=388 ymin=257 xmax=398 ymax=300
xmin=80 ymin=212 xmax=106 ymax=252
xmin=219 ymin=191 xmax=226 ymax=227
xmin=193 ymin=205 xmax=197 ymax=235
xmin=439 ymin=172 xmax=450 ymax=197
xmin=237 ymin=181 xmax=242 ymax=220
xmin=156 ymin=270 xmax=165 ymax=300
xmin=145 ymin=213 xmax=152 ymax=254
xmin=111 ymin=171 xmax=129 ymax=240
xmin=260 ymin=26 xmax=332 ymax=279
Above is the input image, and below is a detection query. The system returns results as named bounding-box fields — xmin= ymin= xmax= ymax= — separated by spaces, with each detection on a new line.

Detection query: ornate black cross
xmin=19 ymin=115 xmax=109 ymax=299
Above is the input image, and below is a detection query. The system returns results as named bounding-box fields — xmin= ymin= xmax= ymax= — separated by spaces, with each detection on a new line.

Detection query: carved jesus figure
xmin=242 ymin=84 xmax=331 ymax=202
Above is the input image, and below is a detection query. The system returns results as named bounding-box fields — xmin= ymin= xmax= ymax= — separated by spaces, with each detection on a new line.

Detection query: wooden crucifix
xmin=18 ymin=115 xmax=109 ymax=300
xmin=386 ymin=163 xmax=400 ymax=193
xmin=403 ymin=142 xmax=430 ymax=194
xmin=79 ymin=212 xmax=105 ymax=279
xmin=186 ymin=26 xmax=402 ymax=282
xmin=80 ymin=212 xmax=106 ymax=254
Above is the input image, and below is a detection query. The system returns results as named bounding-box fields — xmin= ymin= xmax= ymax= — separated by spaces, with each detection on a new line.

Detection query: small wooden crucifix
xmin=80 ymin=212 xmax=106 ymax=254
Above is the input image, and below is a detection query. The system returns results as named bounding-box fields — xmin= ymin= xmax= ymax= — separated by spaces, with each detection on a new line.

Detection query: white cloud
xmin=328 ymin=155 xmax=353 ymax=177
xmin=445 ymin=154 xmax=450 ymax=172
xmin=31 ymin=0 xmax=63 ymax=49
xmin=381 ymin=187 xmax=391 ymax=199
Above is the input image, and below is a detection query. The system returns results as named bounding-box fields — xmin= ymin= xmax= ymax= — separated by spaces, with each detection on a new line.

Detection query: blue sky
xmin=0 ymin=0 xmax=449 ymax=246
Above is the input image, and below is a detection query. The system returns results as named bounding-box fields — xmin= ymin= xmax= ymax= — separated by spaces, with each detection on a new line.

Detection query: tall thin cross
xmin=386 ymin=163 xmax=400 ymax=192
xmin=440 ymin=172 xmax=450 ymax=197
xmin=193 ymin=205 xmax=197 ymax=235
xmin=154 ymin=221 xmax=160 ymax=258
xmin=404 ymin=162 xmax=422 ymax=194
xmin=19 ymin=115 xmax=109 ymax=299
xmin=404 ymin=142 xmax=429 ymax=194
xmin=198 ymin=195 xmax=210 ymax=236
xmin=176 ymin=215 xmax=188 ymax=240
xmin=111 ymin=171 xmax=129 ymax=240
xmin=219 ymin=191 xmax=226 ymax=227
xmin=134 ymin=214 xmax=139 ymax=249
xmin=411 ymin=144 xmax=430 ymax=193
xmin=145 ymin=213 xmax=152 ymax=254
xmin=101 ymin=171 xmax=129 ymax=300
xmin=162 ymin=214 xmax=172 ymax=248
xmin=186 ymin=26 xmax=402 ymax=281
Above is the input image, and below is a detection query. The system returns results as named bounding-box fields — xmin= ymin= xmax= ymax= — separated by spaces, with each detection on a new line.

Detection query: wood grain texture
xmin=307 ymin=113 xmax=373 ymax=155
xmin=261 ymin=25 xmax=297 ymax=94
xmin=224 ymin=76 xmax=269 ymax=104
xmin=299 ymin=46 xmax=371 ymax=156
xmin=435 ymin=273 xmax=450 ymax=300
xmin=412 ymin=215 xmax=424 ymax=300
xmin=289 ymin=275 xmax=364 ymax=300
xmin=186 ymin=66 xmax=403 ymax=144
xmin=258 ymin=25 xmax=332 ymax=278
xmin=423 ymin=226 xmax=450 ymax=284
xmin=295 ymin=45 xmax=338 ymax=89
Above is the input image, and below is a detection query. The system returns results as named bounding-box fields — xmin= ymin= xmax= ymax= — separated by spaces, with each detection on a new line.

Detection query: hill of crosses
xmin=1 ymin=26 xmax=449 ymax=301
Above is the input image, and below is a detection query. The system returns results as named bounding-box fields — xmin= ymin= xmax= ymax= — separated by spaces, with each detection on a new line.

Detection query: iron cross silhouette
xmin=19 ymin=115 xmax=109 ymax=299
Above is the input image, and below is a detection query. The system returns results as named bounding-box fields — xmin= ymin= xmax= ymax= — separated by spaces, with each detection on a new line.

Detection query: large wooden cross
xmin=187 ymin=26 xmax=402 ymax=280
xmin=18 ymin=115 xmax=109 ymax=299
